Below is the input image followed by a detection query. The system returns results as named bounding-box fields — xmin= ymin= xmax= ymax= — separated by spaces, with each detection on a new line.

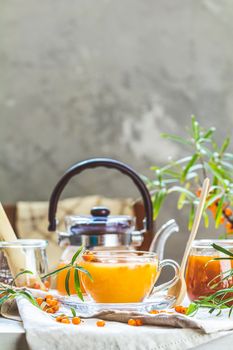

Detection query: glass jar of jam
xmin=186 ymin=239 xmax=233 ymax=301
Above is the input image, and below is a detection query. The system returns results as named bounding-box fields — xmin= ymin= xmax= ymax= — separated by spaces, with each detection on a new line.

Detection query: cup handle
xmin=150 ymin=259 xmax=180 ymax=295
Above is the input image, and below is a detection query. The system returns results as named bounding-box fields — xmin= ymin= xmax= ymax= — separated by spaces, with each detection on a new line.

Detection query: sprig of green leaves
xmin=146 ymin=115 xmax=233 ymax=235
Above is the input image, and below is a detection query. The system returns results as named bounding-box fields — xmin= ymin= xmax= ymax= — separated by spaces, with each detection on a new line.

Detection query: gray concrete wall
xmin=1 ymin=0 xmax=233 ymax=260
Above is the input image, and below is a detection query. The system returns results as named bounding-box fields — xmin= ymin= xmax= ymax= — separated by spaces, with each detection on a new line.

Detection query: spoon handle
xmin=180 ymin=178 xmax=210 ymax=273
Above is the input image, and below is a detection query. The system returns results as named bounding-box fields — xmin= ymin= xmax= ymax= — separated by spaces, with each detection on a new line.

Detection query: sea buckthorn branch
xmin=42 ymin=246 xmax=92 ymax=300
xmin=146 ymin=115 xmax=233 ymax=237
xmin=0 ymin=247 xmax=92 ymax=307
xmin=0 ymin=271 xmax=38 ymax=307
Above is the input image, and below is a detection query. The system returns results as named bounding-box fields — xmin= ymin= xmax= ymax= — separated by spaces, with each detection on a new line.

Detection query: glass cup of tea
xmin=186 ymin=239 xmax=233 ymax=301
xmin=80 ymin=250 xmax=180 ymax=303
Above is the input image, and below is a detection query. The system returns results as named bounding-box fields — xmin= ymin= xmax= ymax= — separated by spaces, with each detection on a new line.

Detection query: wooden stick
xmin=168 ymin=178 xmax=210 ymax=305
xmin=180 ymin=177 xmax=210 ymax=274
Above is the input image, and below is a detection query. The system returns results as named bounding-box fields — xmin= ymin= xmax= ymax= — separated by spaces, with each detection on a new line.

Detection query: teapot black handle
xmin=48 ymin=158 xmax=153 ymax=232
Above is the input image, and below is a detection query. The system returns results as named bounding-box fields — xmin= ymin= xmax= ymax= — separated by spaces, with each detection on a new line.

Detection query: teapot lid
xmin=65 ymin=206 xmax=135 ymax=236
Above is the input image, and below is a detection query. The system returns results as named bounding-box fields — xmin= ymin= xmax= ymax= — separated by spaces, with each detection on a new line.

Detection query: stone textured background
xmin=1 ymin=0 xmax=233 ymax=260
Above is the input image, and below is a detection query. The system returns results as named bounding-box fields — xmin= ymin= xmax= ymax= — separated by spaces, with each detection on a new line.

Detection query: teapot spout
xmin=149 ymin=219 xmax=179 ymax=261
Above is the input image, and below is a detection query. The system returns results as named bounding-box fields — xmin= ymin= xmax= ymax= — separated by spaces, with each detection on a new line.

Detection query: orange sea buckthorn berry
xmin=44 ymin=280 xmax=50 ymax=289
xmin=36 ymin=297 xmax=44 ymax=306
xmin=46 ymin=307 xmax=56 ymax=314
xmin=72 ymin=317 xmax=81 ymax=325
xmin=45 ymin=294 xmax=53 ymax=301
xmin=47 ymin=299 xmax=58 ymax=307
xmin=208 ymin=204 xmax=217 ymax=216
xmin=61 ymin=318 xmax=71 ymax=324
xmin=226 ymin=221 xmax=233 ymax=229
xmin=135 ymin=319 xmax=143 ymax=326
xmin=60 ymin=315 xmax=69 ymax=321
xmin=83 ymin=253 xmax=95 ymax=262
xmin=96 ymin=320 xmax=105 ymax=327
xmin=128 ymin=319 xmax=137 ymax=326
xmin=52 ymin=305 xmax=60 ymax=312
xmin=149 ymin=310 xmax=160 ymax=314
xmin=219 ymin=216 xmax=225 ymax=224
xmin=56 ymin=315 xmax=64 ymax=322
xmin=196 ymin=189 xmax=201 ymax=197
xmin=225 ymin=208 xmax=232 ymax=217
xmin=33 ymin=282 xmax=41 ymax=289
xmin=175 ymin=306 xmax=188 ymax=314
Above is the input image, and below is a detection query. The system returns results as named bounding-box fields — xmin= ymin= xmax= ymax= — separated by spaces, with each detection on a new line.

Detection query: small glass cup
xmin=186 ymin=239 xmax=233 ymax=301
xmin=80 ymin=250 xmax=180 ymax=303
xmin=0 ymin=239 xmax=49 ymax=287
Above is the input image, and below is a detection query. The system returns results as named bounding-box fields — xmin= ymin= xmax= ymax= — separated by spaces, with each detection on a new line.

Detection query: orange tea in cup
xmin=80 ymin=251 xmax=158 ymax=303
xmin=80 ymin=250 xmax=180 ymax=303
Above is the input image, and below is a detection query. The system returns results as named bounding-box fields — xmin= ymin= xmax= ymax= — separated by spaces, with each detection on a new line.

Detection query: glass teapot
xmin=48 ymin=158 xmax=179 ymax=294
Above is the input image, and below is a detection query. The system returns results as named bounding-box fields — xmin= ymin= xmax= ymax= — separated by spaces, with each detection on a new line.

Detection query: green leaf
xmin=159 ymin=169 xmax=181 ymax=179
xmin=177 ymin=183 xmax=190 ymax=210
xmin=188 ymin=203 xmax=195 ymax=231
xmin=4 ymin=288 xmax=16 ymax=294
xmin=212 ymin=243 xmax=233 ymax=257
xmin=205 ymin=192 xmax=222 ymax=209
xmin=161 ymin=156 xmax=192 ymax=170
xmin=202 ymin=127 xmax=216 ymax=140
xmin=221 ymin=161 xmax=233 ymax=171
xmin=181 ymin=154 xmax=199 ymax=182
xmin=71 ymin=246 xmax=84 ymax=265
xmin=207 ymin=267 xmax=233 ymax=287
xmin=11 ymin=270 xmax=33 ymax=286
xmin=168 ymin=186 xmax=196 ymax=199
xmin=161 ymin=133 xmax=192 ymax=146
xmin=203 ymin=211 xmax=209 ymax=228
xmin=0 ymin=295 xmax=9 ymax=305
xmin=42 ymin=264 xmax=71 ymax=279
xmin=186 ymin=302 xmax=199 ymax=316
xmin=207 ymin=162 xmax=231 ymax=184
xmin=198 ymin=145 xmax=213 ymax=158
xmin=220 ymin=137 xmax=230 ymax=155
xmin=74 ymin=269 xmax=84 ymax=301
xmin=18 ymin=291 xmax=38 ymax=307
xmin=150 ymin=166 xmax=160 ymax=171
xmin=65 ymin=269 xmax=71 ymax=296
xmin=70 ymin=307 xmax=76 ymax=317
xmin=191 ymin=115 xmax=200 ymax=140
xmin=153 ymin=188 xmax=167 ymax=220
xmin=152 ymin=179 xmax=178 ymax=186
xmin=229 ymin=307 xmax=233 ymax=318
xmin=212 ymin=257 xmax=233 ymax=261
xmin=215 ymin=196 xmax=224 ymax=228
xmin=223 ymin=153 xmax=233 ymax=161
xmin=188 ymin=164 xmax=205 ymax=172
xmin=75 ymin=266 xmax=93 ymax=282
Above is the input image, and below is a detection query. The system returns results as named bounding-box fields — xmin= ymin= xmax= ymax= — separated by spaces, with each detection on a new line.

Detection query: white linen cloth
xmin=17 ymin=298 xmax=233 ymax=350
